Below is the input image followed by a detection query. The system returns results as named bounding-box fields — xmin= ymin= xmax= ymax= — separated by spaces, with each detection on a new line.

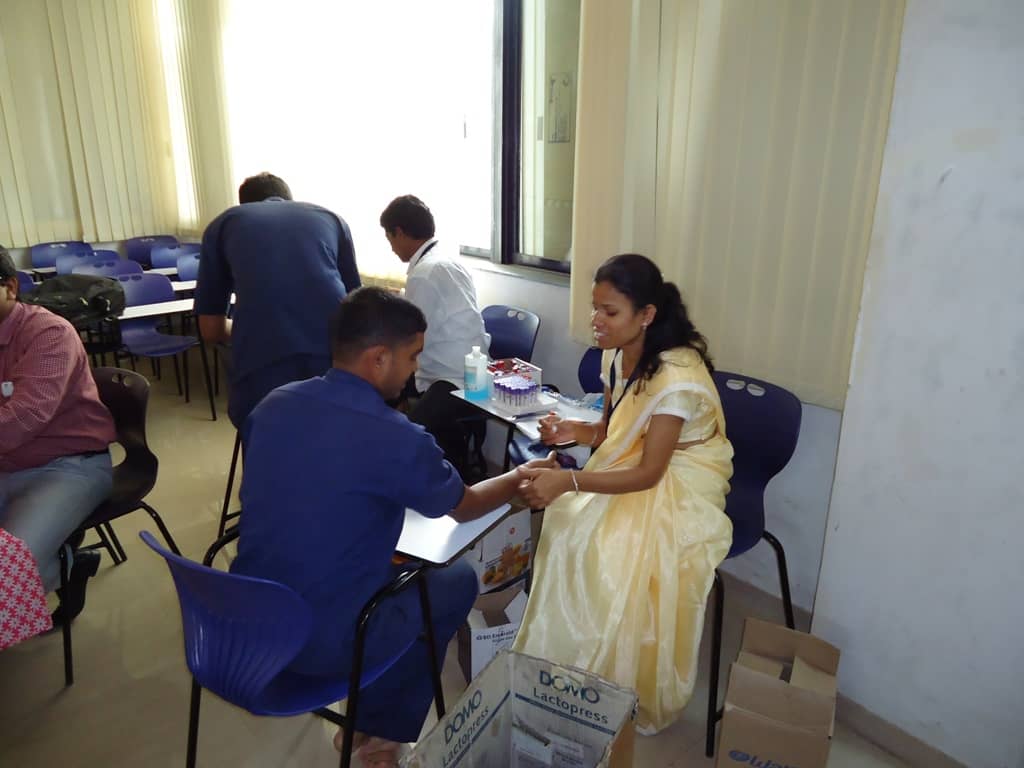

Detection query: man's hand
xmin=516 ymin=466 xmax=572 ymax=508
xmin=523 ymin=450 xmax=558 ymax=470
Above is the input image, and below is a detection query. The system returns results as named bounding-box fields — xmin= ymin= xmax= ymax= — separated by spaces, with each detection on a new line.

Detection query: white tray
xmin=487 ymin=391 xmax=558 ymax=418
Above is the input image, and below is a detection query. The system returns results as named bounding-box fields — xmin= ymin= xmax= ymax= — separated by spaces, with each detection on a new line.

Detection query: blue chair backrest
xmin=482 ymin=305 xmax=540 ymax=362
xmin=56 ymin=252 xmax=109 ymax=275
xmin=93 ymin=249 xmax=120 ymax=260
xmin=31 ymin=241 xmax=93 ymax=268
xmin=124 ymin=235 xmax=178 ymax=268
xmin=74 ymin=260 xmax=144 ymax=277
xmin=713 ymin=371 xmax=802 ymax=558
xmin=151 ymin=243 xmax=199 ymax=269
xmin=577 ymin=347 xmax=603 ymax=393
xmin=118 ymin=272 xmax=175 ymax=306
xmin=176 ymin=253 xmax=200 ymax=281
xmin=139 ymin=531 xmax=313 ymax=710
xmin=16 ymin=271 xmax=36 ymax=293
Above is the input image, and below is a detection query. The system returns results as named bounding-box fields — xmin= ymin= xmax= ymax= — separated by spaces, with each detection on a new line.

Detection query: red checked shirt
xmin=0 ymin=303 xmax=116 ymax=472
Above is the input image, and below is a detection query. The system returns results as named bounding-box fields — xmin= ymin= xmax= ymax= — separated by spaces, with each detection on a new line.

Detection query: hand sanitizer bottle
xmin=464 ymin=346 xmax=489 ymax=401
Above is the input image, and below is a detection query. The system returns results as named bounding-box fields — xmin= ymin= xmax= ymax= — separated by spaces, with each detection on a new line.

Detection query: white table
xmin=149 ymin=267 xmax=177 ymax=276
xmin=119 ymin=298 xmax=194 ymax=320
xmin=172 ymin=280 xmax=196 ymax=292
xmin=396 ymin=504 xmax=511 ymax=566
xmin=451 ymin=389 xmax=599 ymax=441
xmin=31 ymin=266 xmax=56 ymax=275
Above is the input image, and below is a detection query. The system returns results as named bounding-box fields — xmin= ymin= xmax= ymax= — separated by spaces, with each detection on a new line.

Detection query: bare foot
xmin=354 ymin=737 xmax=409 ymax=767
xmin=333 ymin=727 xmax=369 ymax=754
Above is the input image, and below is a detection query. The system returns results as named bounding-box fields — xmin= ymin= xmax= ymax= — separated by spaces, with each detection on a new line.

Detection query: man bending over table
xmin=230 ymin=287 xmax=552 ymax=766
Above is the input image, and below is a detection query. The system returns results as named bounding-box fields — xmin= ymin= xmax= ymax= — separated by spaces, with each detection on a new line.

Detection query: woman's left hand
xmin=516 ymin=467 xmax=572 ymax=508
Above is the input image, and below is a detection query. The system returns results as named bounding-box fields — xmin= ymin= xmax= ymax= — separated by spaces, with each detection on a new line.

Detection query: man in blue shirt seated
xmin=196 ymin=172 xmax=360 ymax=427
xmin=231 ymin=287 xmax=553 ymax=765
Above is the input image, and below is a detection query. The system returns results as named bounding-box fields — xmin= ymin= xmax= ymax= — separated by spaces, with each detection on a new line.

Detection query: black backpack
xmin=21 ymin=274 xmax=126 ymax=328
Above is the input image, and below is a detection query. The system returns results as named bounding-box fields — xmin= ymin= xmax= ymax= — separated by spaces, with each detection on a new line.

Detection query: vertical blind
xmin=570 ymin=0 xmax=905 ymax=409
xmin=0 ymin=1 xmax=178 ymax=246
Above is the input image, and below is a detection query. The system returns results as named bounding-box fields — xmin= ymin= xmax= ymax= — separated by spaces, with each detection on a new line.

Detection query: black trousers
xmin=407 ymin=380 xmax=479 ymax=481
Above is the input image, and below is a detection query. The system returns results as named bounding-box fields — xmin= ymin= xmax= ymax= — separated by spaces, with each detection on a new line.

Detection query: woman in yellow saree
xmin=513 ymin=254 xmax=733 ymax=734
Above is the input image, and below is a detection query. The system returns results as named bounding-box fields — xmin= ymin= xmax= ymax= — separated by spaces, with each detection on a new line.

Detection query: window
xmin=497 ymin=0 xmax=580 ymax=273
xmin=218 ymin=0 xmax=495 ymax=281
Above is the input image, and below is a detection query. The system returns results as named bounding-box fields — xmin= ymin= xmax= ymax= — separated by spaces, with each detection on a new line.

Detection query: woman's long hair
xmin=594 ymin=253 xmax=712 ymax=382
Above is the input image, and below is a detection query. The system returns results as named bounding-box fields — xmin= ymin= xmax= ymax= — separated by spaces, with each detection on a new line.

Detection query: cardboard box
xmin=716 ymin=618 xmax=841 ymax=768
xmin=401 ymin=650 xmax=637 ymax=768
xmin=463 ymin=507 xmax=531 ymax=592
xmin=458 ymin=583 xmax=529 ymax=682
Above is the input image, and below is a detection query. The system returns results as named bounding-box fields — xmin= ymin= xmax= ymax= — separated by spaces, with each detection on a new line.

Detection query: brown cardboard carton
xmin=716 ymin=618 xmax=840 ymax=768
xmin=402 ymin=650 xmax=637 ymax=768
xmin=457 ymin=583 xmax=529 ymax=682
xmin=463 ymin=507 xmax=532 ymax=591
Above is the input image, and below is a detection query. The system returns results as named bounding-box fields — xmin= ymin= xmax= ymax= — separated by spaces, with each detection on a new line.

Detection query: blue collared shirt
xmin=231 ymin=368 xmax=465 ymax=674
xmin=196 ymin=198 xmax=360 ymax=382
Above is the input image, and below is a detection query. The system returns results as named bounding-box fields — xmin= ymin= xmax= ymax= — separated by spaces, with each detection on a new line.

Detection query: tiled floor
xmin=0 ymin=361 xmax=907 ymax=767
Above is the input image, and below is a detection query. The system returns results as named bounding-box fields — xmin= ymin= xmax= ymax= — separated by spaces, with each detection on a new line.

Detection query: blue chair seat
xmin=120 ymin=329 xmax=197 ymax=357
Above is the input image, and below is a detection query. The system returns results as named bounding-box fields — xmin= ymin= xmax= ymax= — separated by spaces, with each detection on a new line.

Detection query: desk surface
xmin=172 ymin=280 xmax=196 ymax=292
xmin=31 ymin=266 xmax=57 ymax=275
xmin=149 ymin=267 xmax=177 ymax=276
xmin=452 ymin=389 xmax=599 ymax=442
xmin=395 ymin=504 xmax=511 ymax=566
xmin=119 ymin=298 xmax=194 ymax=320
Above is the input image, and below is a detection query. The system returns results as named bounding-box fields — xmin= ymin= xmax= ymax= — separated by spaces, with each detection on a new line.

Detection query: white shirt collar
xmin=407 ymin=238 xmax=439 ymax=274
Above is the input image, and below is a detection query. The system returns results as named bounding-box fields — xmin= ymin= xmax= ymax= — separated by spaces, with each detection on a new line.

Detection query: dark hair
xmin=238 ymin=173 xmax=292 ymax=204
xmin=331 ymin=286 xmax=427 ymax=361
xmin=594 ymin=253 xmax=712 ymax=380
xmin=379 ymin=195 xmax=435 ymax=239
xmin=0 ymin=244 xmax=16 ymax=282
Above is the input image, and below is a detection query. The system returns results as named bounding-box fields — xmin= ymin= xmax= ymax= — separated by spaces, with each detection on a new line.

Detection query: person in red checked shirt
xmin=0 ymin=246 xmax=116 ymax=625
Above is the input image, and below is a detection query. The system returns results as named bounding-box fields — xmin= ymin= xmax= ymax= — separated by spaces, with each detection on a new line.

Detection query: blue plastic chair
xmin=705 ymin=370 xmax=800 ymax=757
xmin=30 ymin=240 xmax=93 ymax=269
xmin=175 ymin=252 xmax=200 ymax=281
xmin=151 ymin=243 xmax=199 ymax=270
xmin=16 ymin=270 xmax=36 ymax=294
xmin=482 ymin=304 xmax=540 ymax=362
xmin=92 ymin=248 xmax=120 ymax=259
xmin=140 ymin=529 xmax=445 ymax=768
xmin=73 ymin=260 xmax=144 ymax=277
xmin=124 ymin=235 xmax=178 ymax=268
xmin=56 ymin=251 xmax=109 ymax=275
xmin=117 ymin=273 xmax=217 ymax=420
xmin=506 ymin=347 xmax=605 ymax=469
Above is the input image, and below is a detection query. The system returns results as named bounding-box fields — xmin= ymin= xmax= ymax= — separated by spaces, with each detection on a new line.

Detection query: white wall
xmin=812 ymin=2 xmax=1024 ymax=766
xmin=466 ymin=258 xmax=839 ymax=612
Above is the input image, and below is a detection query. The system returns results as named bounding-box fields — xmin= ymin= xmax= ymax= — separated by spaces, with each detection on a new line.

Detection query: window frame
xmin=459 ymin=0 xmax=572 ymax=276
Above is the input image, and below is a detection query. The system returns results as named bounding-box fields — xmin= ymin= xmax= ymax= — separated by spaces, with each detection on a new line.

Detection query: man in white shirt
xmin=380 ymin=195 xmax=490 ymax=478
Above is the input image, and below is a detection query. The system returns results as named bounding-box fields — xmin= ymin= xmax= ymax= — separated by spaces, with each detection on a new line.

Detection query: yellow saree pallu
xmin=512 ymin=348 xmax=733 ymax=733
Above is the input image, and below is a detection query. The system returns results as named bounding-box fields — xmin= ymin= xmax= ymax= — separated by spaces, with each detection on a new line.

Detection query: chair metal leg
xmin=418 ymin=576 xmax=446 ymax=718
xmin=762 ymin=530 xmax=795 ymax=629
xmin=172 ymin=355 xmax=183 ymax=396
xmin=104 ymin=522 xmax=128 ymax=564
xmin=219 ymin=433 xmax=242 ymax=538
xmin=141 ymin=502 xmax=181 ymax=555
xmin=93 ymin=523 xmax=124 ymax=565
xmin=213 ymin=347 xmax=220 ymax=397
xmin=186 ymin=677 xmax=201 ymax=768
xmin=705 ymin=570 xmax=724 ymax=757
xmin=183 ymin=350 xmax=191 ymax=403
xmin=59 ymin=544 xmax=74 ymax=686
xmin=197 ymin=338 xmax=217 ymax=421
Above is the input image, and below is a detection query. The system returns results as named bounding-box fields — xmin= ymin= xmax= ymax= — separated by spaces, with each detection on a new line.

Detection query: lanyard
xmin=606 ymin=350 xmax=639 ymax=423
xmin=416 ymin=240 xmax=438 ymax=262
